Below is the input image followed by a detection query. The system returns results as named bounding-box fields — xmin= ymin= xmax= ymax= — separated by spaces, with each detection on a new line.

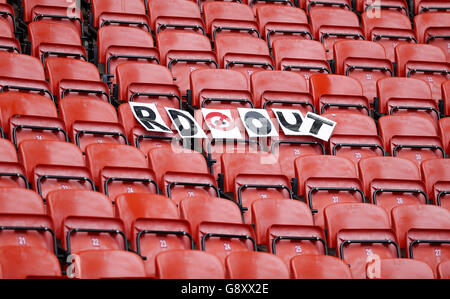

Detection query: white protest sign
xmin=202 ymin=108 xmax=242 ymax=139
xmin=237 ymin=108 xmax=278 ymax=138
xmin=165 ymin=107 xmax=207 ymax=139
xmin=129 ymin=102 xmax=172 ymax=133
xmin=271 ymin=108 xmax=307 ymax=136
xmin=301 ymin=112 xmax=336 ymax=141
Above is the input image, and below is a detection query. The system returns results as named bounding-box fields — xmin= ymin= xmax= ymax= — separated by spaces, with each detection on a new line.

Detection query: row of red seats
xmin=0 ymin=187 xmax=448 ymax=278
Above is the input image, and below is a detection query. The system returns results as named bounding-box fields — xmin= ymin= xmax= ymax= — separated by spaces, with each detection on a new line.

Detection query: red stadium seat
xmin=391 ymin=204 xmax=450 ymax=276
xmin=395 ymin=44 xmax=450 ymax=101
xmin=147 ymin=147 xmax=219 ymax=204
xmin=90 ymin=0 xmax=150 ymax=32
xmin=21 ymin=0 xmax=83 ymax=35
xmin=295 ymin=155 xmax=365 ymax=228
xmin=251 ymin=198 xmax=326 ymax=266
xmin=202 ymin=1 xmax=259 ymax=41
xmin=114 ymin=192 xmax=193 ymax=278
xmin=255 ymin=5 xmax=312 ymax=52
xmin=221 ymin=152 xmax=293 ymax=223
xmin=378 ymin=115 xmax=445 ymax=167
xmin=0 ymin=188 xmax=45 ymax=214
xmin=309 ymin=7 xmax=364 ymax=61
xmin=361 ymin=10 xmax=417 ymax=63
xmin=0 ymin=18 xmax=20 ymax=54
xmin=18 ymin=140 xmax=94 ymax=198
xmin=85 ymin=143 xmax=158 ymax=201
xmin=214 ymin=33 xmax=274 ymax=84
xmin=309 ymin=73 xmax=371 ymax=115
xmin=0 ymin=0 xmax=15 ymax=35
xmin=437 ymin=260 xmax=450 ymax=279
xmin=0 ymin=92 xmax=67 ymax=147
xmin=272 ymin=38 xmax=331 ymax=85
xmin=413 ymin=0 xmax=450 ymax=14
xmin=156 ymin=30 xmax=218 ymax=96
xmin=46 ymin=189 xmax=126 ymax=255
xmin=358 ymin=156 xmax=428 ymax=214
xmin=225 ymin=251 xmax=290 ymax=279
xmin=59 ymin=97 xmax=128 ymax=152
xmin=97 ymin=26 xmax=159 ymax=86
xmin=0 ymin=245 xmax=62 ymax=279
xmin=180 ymin=196 xmax=256 ymax=263
xmin=147 ymin=0 xmax=204 ymax=35
xmin=68 ymin=250 xmax=147 ymax=279
xmin=324 ymin=202 xmax=399 ymax=279
xmin=155 ymin=249 xmax=226 ymax=279
xmin=367 ymin=258 xmax=435 ymax=279
xmin=0 ymin=138 xmax=29 ymax=189
xmin=439 ymin=117 xmax=450 ymax=155
xmin=290 ymin=254 xmax=353 ymax=279
xmin=334 ymin=40 xmax=393 ymax=104
xmin=421 ymin=158 xmax=450 ymax=210
xmin=414 ymin=13 xmax=450 ymax=63
xmin=28 ymin=21 xmax=87 ymax=66
xmin=354 ymin=0 xmax=409 ymax=15
xmin=322 ymin=112 xmax=385 ymax=164
xmin=45 ymin=57 xmax=110 ymax=103
xmin=376 ymin=77 xmax=439 ymax=124
xmin=443 ymin=80 xmax=450 ymax=116
xmin=0 ymin=52 xmax=54 ymax=103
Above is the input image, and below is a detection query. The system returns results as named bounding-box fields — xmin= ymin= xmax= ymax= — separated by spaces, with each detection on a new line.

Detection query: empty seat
xmin=324 ymin=202 xmax=399 ymax=279
xmin=354 ymin=0 xmax=409 ymax=15
xmin=0 ymin=0 xmax=15 ymax=35
xmin=68 ymin=250 xmax=147 ymax=279
xmin=395 ymin=44 xmax=450 ymax=101
xmin=45 ymin=57 xmax=110 ymax=103
xmin=115 ymin=192 xmax=192 ymax=278
xmin=221 ymin=152 xmax=293 ymax=223
xmin=148 ymin=0 xmax=204 ymax=35
xmin=21 ymin=0 xmax=84 ymax=35
xmin=378 ymin=115 xmax=445 ymax=167
xmin=443 ymin=80 xmax=450 ymax=116
xmin=85 ymin=143 xmax=158 ymax=201
xmin=309 ymin=7 xmax=364 ymax=61
xmin=0 ymin=245 xmax=62 ymax=279
xmin=203 ymin=1 xmax=259 ymax=41
xmin=180 ymin=196 xmax=255 ymax=263
xmin=376 ymin=77 xmax=439 ymax=124
xmin=225 ymin=251 xmax=290 ymax=279
xmin=361 ymin=10 xmax=417 ymax=63
xmin=414 ymin=12 xmax=450 ymax=63
xmin=90 ymin=0 xmax=150 ymax=32
xmin=322 ymin=112 xmax=385 ymax=164
xmin=437 ymin=260 xmax=450 ymax=279
xmin=439 ymin=117 xmax=450 ymax=155
xmin=272 ymin=38 xmax=331 ymax=85
xmin=309 ymin=73 xmax=371 ymax=115
xmin=295 ymin=155 xmax=365 ymax=228
xmin=28 ymin=21 xmax=87 ymax=66
xmin=214 ymin=33 xmax=274 ymax=84
xmin=301 ymin=0 xmax=352 ymax=12
xmin=156 ymin=30 xmax=218 ymax=96
xmin=0 ymin=92 xmax=67 ymax=147
xmin=0 ymin=138 xmax=29 ymax=189
xmin=97 ymin=26 xmax=159 ymax=86
xmin=367 ymin=258 xmax=435 ymax=279
xmin=114 ymin=62 xmax=181 ymax=108
xmin=0 ymin=52 xmax=54 ymax=103
xmin=255 ymin=5 xmax=312 ymax=52
xmin=290 ymin=254 xmax=353 ymax=279
xmin=358 ymin=156 xmax=428 ymax=214
xmin=413 ymin=0 xmax=450 ymax=14
xmin=117 ymin=102 xmax=183 ymax=155
xmin=18 ymin=140 xmax=94 ymax=198
xmin=147 ymin=147 xmax=219 ymax=204
xmin=391 ymin=204 xmax=450 ymax=276
xmin=0 ymin=188 xmax=56 ymax=255
xmin=59 ymin=97 xmax=128 ymax=152
xmin=46 ymin=189 xmax=126 ymax=255
xmin=334 ymin=40 xmax=393 ymax=104
xmin=0 ymin=17 xmax=20 ymax=54
xmin=251 ymin=198 xmax=326 ymax=266
xmin=155 ymin=249 xmax=226 ymax=279
xmin=421 ymin=158 xmax=450 ymax=210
